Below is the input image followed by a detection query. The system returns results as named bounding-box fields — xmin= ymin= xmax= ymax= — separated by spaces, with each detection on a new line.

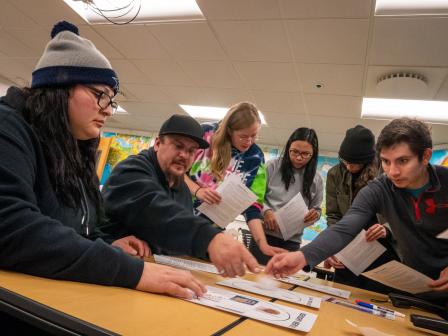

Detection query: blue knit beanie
xmin=31 ymin=21 xmax=119 ymax=94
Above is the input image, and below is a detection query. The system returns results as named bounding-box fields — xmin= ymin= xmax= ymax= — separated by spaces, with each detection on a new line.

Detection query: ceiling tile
xmin=250 ymin=90 xmax=305 ymax=114
xmin=198 ymin=87 xmax=253 ymax=106
xmin=0 ymin=57 xmax=31 ymax=86
xmin=5 ymin=28 xmax=49 ymax=58
xmin=12 ymin=0 xmax=85 ymax=27
xmin=279 ymin=0 xmax=372 ymax=19
xmin=286 ymin=19 xmax=369 ymax=64
xmin=0 ymin=1 xmax=37 ymax=29
xmin=133 ymin=59 xmax=193 ymax=86
xmin=305 ymin=94 xmax=362 ymax=118
xmin=179 ymin=60 xmax=242 ymax=88
xmin=263 ymin=112 xmax=309 ymax=129
xmin=0 ymin=30 xmax=33 ymax=57
xmin=80 ymin=26 xmax=124 ymax=60
xmin=235 ymin=62 xmax=300 ymax=91
xmin=119 ymin=102 xmax=183 ymax=119
xmin=148 ymin=22 xmax=225 ymax=61
xmin=370 ymin=17 xmax=448 ymax=67
xmin=298 ymin=63 xmax=364 ymax=96
xmin=196 ymin=0 xmax=281 ymax=20
xmin=112 ymin=60 xmax=151 ymax=84
xmin=124 ymin=83 xmax=171 ymax=103
xmin=435 ymin=76 xmax=448 ymax=101
xmin=93 ymin=25 xmax=169 ymax=60
xmin=212 ymin=21 xmax=291 ymax=62
xmin=310 ymin=115 xmax=362 ymax=134
xmin=365 ymin=66 xmax=448 ymax=100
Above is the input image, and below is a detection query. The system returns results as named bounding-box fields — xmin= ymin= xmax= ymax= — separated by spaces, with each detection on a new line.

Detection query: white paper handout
xmin=335 ymin=229 xmax=386 ymax=276
xmin=188 ymin=286 xmax=317 ymax=332
xmin=217 ymin=278 xmax=321 ymax=309
xmin=197 ymin=173 xmax=257 ymax=228
xmin=437 ymin=228 xmax=448 ymax=239
xmin=361 ymin=261 xmax=432 ymax=294
xmin=280 ymin=276 xmax=351 ymax=299
xmin=154 ymin=255 xmax=219 ymax=274
xmin=275 ymin=192 xmax=309 ymax=241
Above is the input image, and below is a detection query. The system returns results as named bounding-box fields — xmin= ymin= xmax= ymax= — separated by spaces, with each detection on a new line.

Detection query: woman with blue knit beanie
xmin=0 ymin=21 xmax=205 ymax=300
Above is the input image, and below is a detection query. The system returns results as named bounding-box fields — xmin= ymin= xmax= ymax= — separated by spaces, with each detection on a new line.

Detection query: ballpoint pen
xmin=355 ymin=299 xmax=405 ymax=318
xmin=325 ymin=297 xmax=395 ymax=320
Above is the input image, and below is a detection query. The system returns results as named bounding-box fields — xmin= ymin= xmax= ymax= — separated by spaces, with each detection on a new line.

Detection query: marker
xmin=355 ymin=300 xmax=405 ymax=318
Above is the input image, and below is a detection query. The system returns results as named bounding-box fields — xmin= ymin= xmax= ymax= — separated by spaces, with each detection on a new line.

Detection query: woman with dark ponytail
xmin=250 ymin=128 xmax=323 ymax=264
xmin=0 ymin=21 xmax=206 ymax=303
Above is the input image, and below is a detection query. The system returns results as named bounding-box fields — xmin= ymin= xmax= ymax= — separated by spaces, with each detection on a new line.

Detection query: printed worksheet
xmin=335 ymin=229 xmax=386 ymax=276
xmin=361 ymin=261 xmax=432 ymax=294
xmin=275 ymin=192 xmax=309 ymax=241
xmin=280 ymin=276 xmax=351 ymax=299
xmin=217 ymin=278 xmax=321 ymax=308
xmin=154 ymin=255 xmax=219 ymax=274
xmin=187 ymin=286 xmax=317 ymax=332
xmin=437 ymin=228 xmax=448 ymax=239
xmin=197 ymin=173 xmax=257 ymax=228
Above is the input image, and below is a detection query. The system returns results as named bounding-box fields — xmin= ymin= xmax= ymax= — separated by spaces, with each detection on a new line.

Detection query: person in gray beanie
xmin=0 ymin=20 xmax=206 ymax=311
xmin=325 ymin=125 xmax=398 ymax=292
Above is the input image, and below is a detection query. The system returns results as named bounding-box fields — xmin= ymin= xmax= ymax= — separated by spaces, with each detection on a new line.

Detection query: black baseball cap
xmin=159 ymin=114 xmax=209 ymax=149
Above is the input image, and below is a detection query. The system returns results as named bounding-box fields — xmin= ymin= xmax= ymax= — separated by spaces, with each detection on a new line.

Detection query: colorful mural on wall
xmin=100 ymin=132 xmax=153 ymax=185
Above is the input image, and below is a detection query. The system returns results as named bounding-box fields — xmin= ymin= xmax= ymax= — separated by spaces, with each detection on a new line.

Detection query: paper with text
xmin=361 ymin=261 xmax=432 ymax=294
xmin=154 ymin=255 xmax=219 ymax=274
xmin=335 ymin=229 xmax=386 ymax=276
xmin=188 ymin=286 xmax=317 ymax=332
xmin=280 ymin=277 xmax=351 ymax=299
xmin=218 ymin=278 xmax=321 ymax=308
xmin=275 ymin=192 xmax=309 ymax=241
xmin=437 ymin=228 xmax=448 ymax=239
xmin=197 ymin=174 xmax=257 ymax=228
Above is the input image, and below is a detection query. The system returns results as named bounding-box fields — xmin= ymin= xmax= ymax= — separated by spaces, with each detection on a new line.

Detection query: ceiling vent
xmin=376 ymin=72 xmax=428 ymax=99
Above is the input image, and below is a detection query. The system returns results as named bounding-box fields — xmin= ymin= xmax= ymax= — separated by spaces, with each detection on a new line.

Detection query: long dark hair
xmin=280 ymin=128 xmax=319 ymax=201
xmin=22 ymin=87 xmax=101 ymax=211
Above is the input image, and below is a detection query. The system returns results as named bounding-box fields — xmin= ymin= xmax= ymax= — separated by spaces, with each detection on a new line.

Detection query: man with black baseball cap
xmin=100 ymin=114 xmax=260 ymax=277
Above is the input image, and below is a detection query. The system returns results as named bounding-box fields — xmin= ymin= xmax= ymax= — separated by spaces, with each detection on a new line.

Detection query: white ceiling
xmin=1 ymin=0 xmax=448 ymax=151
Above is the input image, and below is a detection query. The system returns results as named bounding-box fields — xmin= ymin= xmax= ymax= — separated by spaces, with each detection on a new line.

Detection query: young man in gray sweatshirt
xmin=266 ymin=118 xmax=448 ymax=302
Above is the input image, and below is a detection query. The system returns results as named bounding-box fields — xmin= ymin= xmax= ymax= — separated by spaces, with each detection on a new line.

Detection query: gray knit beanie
xmin=31 ymin=21 xmax=119 ymax=94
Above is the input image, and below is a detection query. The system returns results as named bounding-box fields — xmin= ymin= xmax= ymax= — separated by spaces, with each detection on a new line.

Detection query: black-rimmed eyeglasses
xmin=84 ymin=85 xmax=118 ymax=114
xmin=289 ymin=149 xmax=313 ymax=159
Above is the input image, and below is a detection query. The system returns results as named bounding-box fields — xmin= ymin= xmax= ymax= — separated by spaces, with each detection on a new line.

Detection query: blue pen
xmin=325 ymin=297 xmax=395 ymax=320
xmin=355 ymin=300 xmax=405 ymax=318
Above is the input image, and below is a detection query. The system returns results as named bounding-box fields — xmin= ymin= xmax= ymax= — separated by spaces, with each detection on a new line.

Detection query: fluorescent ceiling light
xmin=362 ymin=98 xmax=448 ymax=124
xmin=63 ymin=0 xmax=204 ymax=24
xmin=179 ymin=104 xmax=267 ymax=125
xmin=375 ymin=0 xmax=448 ymax=16
xmin=115 ymin=104 xmax=128 ymax=114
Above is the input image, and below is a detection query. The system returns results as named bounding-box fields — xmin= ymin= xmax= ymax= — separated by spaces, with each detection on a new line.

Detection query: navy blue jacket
xmin=0 ymin=87 xmax=143 ymax=287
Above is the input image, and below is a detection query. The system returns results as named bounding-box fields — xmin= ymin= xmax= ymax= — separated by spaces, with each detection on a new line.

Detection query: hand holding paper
xmin=197 ymin=174 xmax=257 ymax=228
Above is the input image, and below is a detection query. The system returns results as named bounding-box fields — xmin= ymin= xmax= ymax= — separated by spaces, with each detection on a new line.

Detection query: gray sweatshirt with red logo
xmin=301 ymin=164 xmax=448 ymax=280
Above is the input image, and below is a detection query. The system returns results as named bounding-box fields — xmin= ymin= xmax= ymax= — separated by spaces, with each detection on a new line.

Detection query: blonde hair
xmin=210 ymin=102 xmax=261 ymax=180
